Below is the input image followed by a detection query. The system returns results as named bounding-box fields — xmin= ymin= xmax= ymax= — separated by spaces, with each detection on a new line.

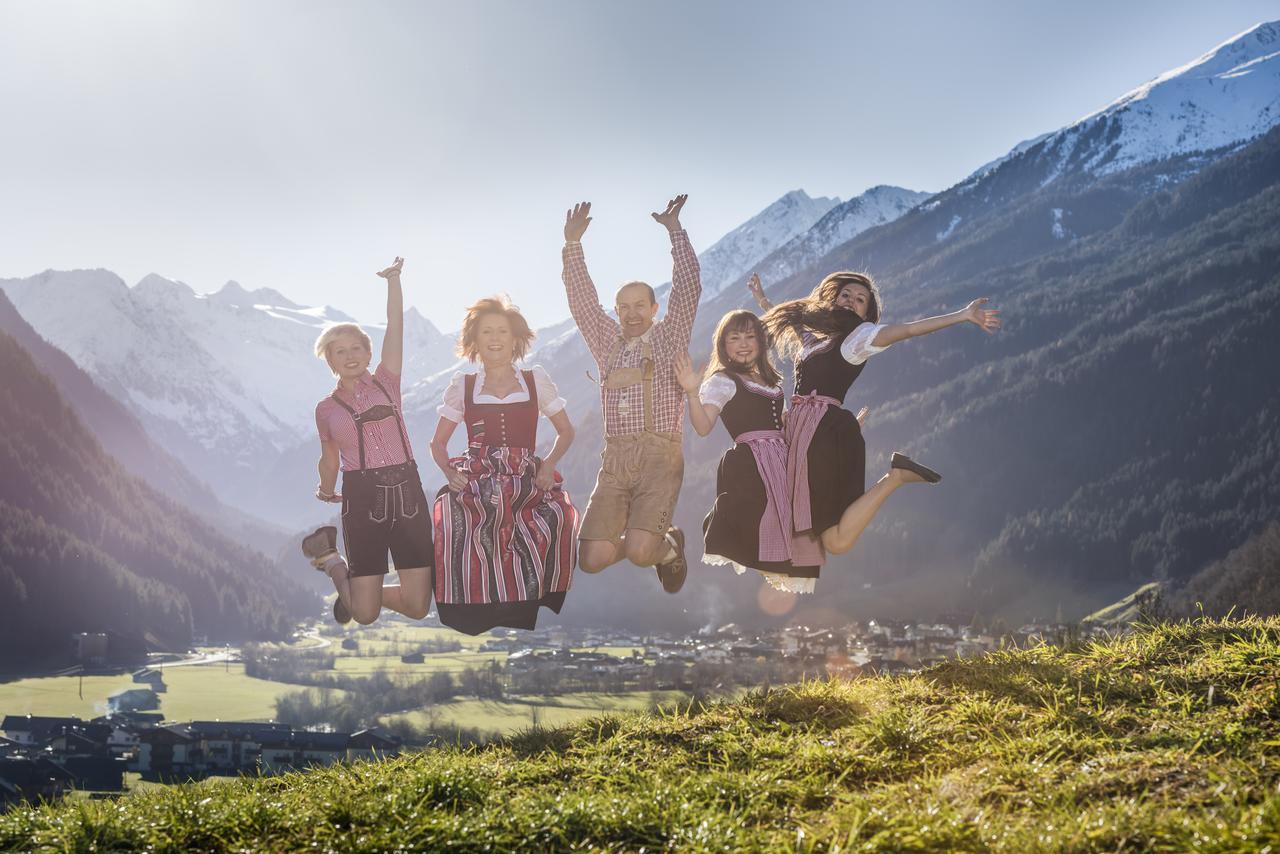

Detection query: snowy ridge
xmin=0 ymin=271 xmax=455 ymax=463
xmin=985 ymin=21 xmax=1280 ymax=187
xmin=751 ymin=185 xmax=933 ymax=284
xmin=693 ymin=190 xmax=839 ymax=296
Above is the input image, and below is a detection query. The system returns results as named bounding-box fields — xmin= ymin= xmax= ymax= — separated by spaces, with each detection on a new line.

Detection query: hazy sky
xmin=2 ymin=1 xmax=1276 ymax=330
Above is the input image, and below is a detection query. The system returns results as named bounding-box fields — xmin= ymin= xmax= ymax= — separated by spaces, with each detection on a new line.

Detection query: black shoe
xmin=301 ymin=526 xmax=339 ymax=571
xmin=655 ymin=527 xmax=688 ymax=594
xmin=890 ymin=452 xmax=942 ymax=484
xmin=333 ymin=597 xmax=352 ymax=625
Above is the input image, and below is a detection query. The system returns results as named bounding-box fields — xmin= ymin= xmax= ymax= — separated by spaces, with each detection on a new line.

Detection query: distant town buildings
xmin=0 ymin=714 xmax=401 ymax=807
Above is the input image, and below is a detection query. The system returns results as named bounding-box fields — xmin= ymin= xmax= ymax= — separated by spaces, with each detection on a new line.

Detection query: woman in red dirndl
xmin=429 ymin=296 xmax=579 ymax=635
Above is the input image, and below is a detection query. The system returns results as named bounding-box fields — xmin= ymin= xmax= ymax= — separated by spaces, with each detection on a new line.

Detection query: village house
xmin=108 ymin=687 xmax=159 ymax=714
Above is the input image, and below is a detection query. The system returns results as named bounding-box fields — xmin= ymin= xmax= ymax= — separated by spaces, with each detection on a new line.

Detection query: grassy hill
xmin=4 ymin=617 xmax=1278 ymax=851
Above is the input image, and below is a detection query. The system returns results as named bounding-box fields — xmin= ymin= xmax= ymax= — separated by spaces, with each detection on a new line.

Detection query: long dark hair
xmin=703 ymin=310 xmax=781 ymax=387
xmin=762 ymin=271 xmax=884 ymax=359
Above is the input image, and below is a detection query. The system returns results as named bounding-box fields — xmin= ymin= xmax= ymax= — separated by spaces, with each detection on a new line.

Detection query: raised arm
xmin=675 ymin=353 xmax=720 ymax=437
xmin=747 ymin=273 xmax=773 ymax=312
xmin=377 ymin=257 xmax=404 ymax=375
xmin=871 ymin=298 xmax=1002 ymax=347
xmin=653 ymin=194 xmax=701 ymax=346
xmin=561 ymin=201 xmax=618 ymax=360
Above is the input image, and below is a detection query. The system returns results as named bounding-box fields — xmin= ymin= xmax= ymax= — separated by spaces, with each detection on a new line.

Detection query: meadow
xmin=0 ymin=621 xmax=660 ymax=733
xmin=5 ymin=617 xmax=1277 ymax=850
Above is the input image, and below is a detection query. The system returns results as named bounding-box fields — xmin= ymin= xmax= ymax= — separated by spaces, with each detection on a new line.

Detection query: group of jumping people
xmin=301 ymin=195 xmax=1002 ymax=634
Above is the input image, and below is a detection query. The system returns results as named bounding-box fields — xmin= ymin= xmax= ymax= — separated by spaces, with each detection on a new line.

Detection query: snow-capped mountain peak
xmin=979 ymin=20 xmax=1280 ymax=188
xmin=208 ymin=279 xmax=302 ymax=309
xmin=747 ymin=185 xmax=934 ymax=286
xmin=693 ymin=189 xmax=841 ymax=296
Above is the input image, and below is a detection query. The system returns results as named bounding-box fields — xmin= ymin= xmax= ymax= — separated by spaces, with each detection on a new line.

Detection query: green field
xmin=383 ymin=691 xmax=688 ymax=733
xmin=0 ymin=664 xmax=343 ymax=723
xmin=0 ymin=622 xmax=659 ymax=728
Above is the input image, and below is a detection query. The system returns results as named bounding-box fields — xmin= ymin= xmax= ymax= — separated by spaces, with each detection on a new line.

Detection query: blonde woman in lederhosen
xmin=428 ymin=296 xmax=578 ymax=636
xmin=301 ymin=258 xmax=433 ymax=625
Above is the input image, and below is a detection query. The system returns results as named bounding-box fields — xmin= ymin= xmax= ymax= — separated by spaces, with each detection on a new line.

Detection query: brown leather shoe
xmin=332 ymin=597 xmax=352 ymax=625
xmin=655 ymin=527 xmax=687 ymax=594
xmin=301 ymin=526 xmax=339 ymax=570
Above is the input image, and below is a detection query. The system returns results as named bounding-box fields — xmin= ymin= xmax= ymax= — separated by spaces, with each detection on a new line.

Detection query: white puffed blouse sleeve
xmin=530 ymin=365 xmax=567 ymax=417
xmin=698 ymin=372 xmax=737 ymax=409
xmin=436 ymin=372 xmax=467 ymax=422
xmin=840 ymin=323 xmax=890 ymax=366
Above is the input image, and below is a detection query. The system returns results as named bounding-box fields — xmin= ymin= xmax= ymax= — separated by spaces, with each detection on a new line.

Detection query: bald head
xmin=614 ymin=280 xmax=659 ymax=339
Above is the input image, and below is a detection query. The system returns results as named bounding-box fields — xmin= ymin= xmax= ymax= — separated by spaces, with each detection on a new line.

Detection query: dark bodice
xmin=718 ymin=371 xmax=785 ymax=440
xmin=793 ymin=326 xmax=868 ymax=401
xmin=463 ymin=371 xmax=539 ymax=450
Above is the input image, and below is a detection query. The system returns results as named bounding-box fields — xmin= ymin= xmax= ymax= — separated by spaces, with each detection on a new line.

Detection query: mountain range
xmin=2 ymin=21 xmax=1278 ymax=633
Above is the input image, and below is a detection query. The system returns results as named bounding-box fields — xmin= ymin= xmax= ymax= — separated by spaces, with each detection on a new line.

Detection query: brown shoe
xmin=655 ymin=527 xmax=687 ymax=594
xmin=333 ymin=597 xmax=352 ymax=625
xmin=301 ymin=526 xmax=340 ymax=570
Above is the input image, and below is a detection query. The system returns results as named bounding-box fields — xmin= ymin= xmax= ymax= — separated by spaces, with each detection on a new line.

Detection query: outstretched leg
xmin=820 ymin=461 xmax=936 ymax=555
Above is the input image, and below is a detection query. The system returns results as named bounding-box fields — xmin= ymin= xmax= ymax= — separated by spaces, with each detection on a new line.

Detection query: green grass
xmin=384 ymin=691 xmax=688 ymax=734
xmin=4 ymin=617 xmax=1279 ymax=850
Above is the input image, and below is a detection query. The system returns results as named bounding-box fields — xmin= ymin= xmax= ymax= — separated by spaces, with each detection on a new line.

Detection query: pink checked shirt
xmin=314 ymin=363 xmax=414 ymax=472
xmin=562 ymin=229 xmax=701 ymax=437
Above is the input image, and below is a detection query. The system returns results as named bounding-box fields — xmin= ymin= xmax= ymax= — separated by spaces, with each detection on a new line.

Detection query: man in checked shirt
xmin=562 ymin=194 xmax=701 ymax=593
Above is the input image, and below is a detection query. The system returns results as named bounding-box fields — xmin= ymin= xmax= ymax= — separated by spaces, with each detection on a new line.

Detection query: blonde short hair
xmin=314 ymin=323 xmax=372 ymax=374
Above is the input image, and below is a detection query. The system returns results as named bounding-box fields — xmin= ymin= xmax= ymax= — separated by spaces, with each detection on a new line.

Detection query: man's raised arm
xmin=652 ymin=194 xmax=701 ymax=347
xmin=562 ymin=201 xmax=618 ymax=362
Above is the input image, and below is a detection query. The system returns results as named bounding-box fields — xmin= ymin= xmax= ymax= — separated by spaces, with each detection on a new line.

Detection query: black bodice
xmin=718 ymin=371 xmax=785 ymax=440
xmin=793 ymin=325 xmax=869 ymax=401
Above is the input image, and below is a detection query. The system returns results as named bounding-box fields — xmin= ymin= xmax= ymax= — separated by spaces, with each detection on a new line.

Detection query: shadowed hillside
xmin=0 ymin=329 xmax=317 ymax=666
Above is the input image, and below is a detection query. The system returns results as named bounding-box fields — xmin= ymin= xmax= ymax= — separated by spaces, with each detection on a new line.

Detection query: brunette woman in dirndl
xmin=429 ymin=297 xmax=578 ymax=635
xmin=676 ymin=310 xmax=823 ymax=592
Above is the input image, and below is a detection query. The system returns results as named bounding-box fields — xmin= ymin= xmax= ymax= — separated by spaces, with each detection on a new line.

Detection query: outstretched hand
xmin=964 ymin=298 xmax=1002 ymax=334
xmin=565 ymin=202 xmax=592 ymax=242
xmin=377 ymin=257 xmax=404 ymax=280
xmin=856 ymin=406 xmax=870 ymax=426
xmin=673 ymin=352 xmax=700 ymax=393
xmin=651 ymin=194 xmax=688 ymax=232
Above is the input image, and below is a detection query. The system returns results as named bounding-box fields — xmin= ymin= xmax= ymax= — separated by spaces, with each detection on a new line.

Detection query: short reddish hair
xmin=457 ymin=295 xmax=536 ymax=362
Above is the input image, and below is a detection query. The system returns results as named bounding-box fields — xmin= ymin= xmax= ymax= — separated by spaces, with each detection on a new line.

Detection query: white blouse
xmin=438 ymin=364 xmax=567 ymax=423
xmin=799 ymin=323 xmax=890 ymax=366
xmin=698 ymin=372 xmax=782 ymax=409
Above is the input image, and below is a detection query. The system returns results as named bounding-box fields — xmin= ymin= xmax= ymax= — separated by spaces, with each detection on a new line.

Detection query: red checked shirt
xmin=314 ymin=363 xmax=414 ymax=472
xmin=562 ymin=229 xmax=702 ymax=437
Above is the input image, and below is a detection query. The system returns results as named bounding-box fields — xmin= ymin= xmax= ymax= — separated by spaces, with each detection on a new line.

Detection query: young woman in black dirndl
xmin=304 ymin=257 xmax=433 ymax=625
xmin=675 ymin=310 xmax=825 ymax=593
xmin=753 ymin=271 xmax=1001 ymax=582
xmin=428 ymin=296 xmax=579 ymax=635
